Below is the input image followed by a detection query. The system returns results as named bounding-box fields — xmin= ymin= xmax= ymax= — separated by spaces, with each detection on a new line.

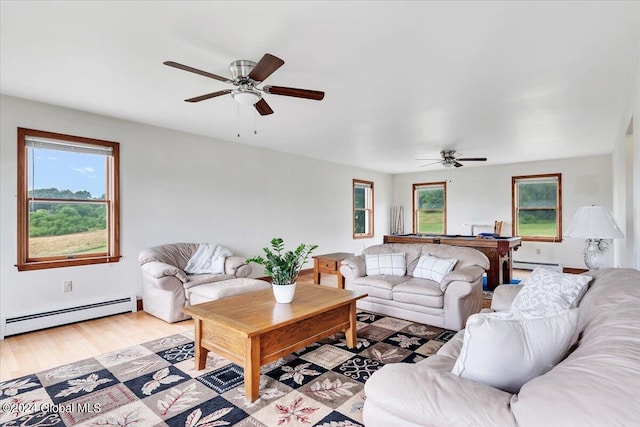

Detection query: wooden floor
xmin=0 ymin=269 xmax=529 ymax=381
xmin=0 ymin=272 xmax=319 ymax=382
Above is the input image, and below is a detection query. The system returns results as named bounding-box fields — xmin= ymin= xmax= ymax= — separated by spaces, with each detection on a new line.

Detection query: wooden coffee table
xmin=182 ymin=284 xmax=366 ymax=402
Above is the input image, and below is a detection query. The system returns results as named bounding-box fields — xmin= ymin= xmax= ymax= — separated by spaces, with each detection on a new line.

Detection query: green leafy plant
xmin=246 ymin=238 xmax=318 ymax=285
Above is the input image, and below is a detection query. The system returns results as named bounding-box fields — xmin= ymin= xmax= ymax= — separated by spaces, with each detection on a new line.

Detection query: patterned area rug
xmin=0 ymin=312 xmax=455 ymax=426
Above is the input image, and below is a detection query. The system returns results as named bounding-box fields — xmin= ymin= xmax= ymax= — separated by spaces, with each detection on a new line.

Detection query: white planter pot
xmin=272 ymin=282 xmax=296 ymax=303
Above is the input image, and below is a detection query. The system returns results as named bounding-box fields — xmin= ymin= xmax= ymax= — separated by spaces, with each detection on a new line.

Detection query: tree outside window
xmin=17 ymin=128 xmax=120 ymax=271
xmin=353 ymin=179 xmax=374 ymax=238
xmin=413 ymin=182 xmax=446 ymax=234
xmin=512 ymin=173 xmax=562 ymax=242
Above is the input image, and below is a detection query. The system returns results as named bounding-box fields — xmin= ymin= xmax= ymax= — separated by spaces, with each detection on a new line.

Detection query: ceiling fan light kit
xmin=231 ymin=88 xmax=261 ymax=105
xmin=164 ymin=53 xmax=324 ymax=116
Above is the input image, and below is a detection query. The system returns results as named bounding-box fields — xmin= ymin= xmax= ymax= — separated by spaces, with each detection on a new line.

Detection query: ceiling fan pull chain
xmin=237 ymin=104 xmax=241 ymax=138
xmin=254 ymin=109 xmax=257 ymax=135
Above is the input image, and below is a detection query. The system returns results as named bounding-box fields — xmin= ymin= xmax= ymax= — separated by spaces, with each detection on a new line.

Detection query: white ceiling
xmin=1 ymin=1 xmax=639 ymax=174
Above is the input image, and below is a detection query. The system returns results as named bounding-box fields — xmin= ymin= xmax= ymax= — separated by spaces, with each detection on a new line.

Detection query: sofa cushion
xmin=451 ymin=309 xmax=579 ymax=393
xmin=511 ymin=267 xmax=592 ymax=316
xmin=189 ymin=278 xmax=271 ymax=305
xmin=184 ymin=273 xmax=236 ymax=288
xmin=413 ymin=254 xmax=457 ymax=286
xmin=392 ymin=278 xmax=444 ymax=308
xmin=365 ymin=252 xmax=406 ymax=276
xmin=353 ymin=275 xmax=409 ymax=300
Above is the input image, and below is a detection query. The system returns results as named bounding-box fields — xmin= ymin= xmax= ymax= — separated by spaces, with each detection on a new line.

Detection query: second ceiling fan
xmin=163 ymin=53 xmax=324 ymax=116
xmin=417 ymin=150 xmax=487 ymax=168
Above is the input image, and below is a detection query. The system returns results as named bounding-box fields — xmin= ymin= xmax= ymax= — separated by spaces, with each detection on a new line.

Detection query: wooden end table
xmin=182 ymin=284 xmax=366 ymax=402
xmin=312 ymin=252 xmax=354 ymax=289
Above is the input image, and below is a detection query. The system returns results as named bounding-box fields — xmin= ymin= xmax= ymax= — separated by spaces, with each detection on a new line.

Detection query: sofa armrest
xmin=491 ymin=284 xmax=524 ymax=311
xmin=339 ymin=256 xmax=366 ymax=278
xmin=225 ymin=256 xmax=252 ymax=277
xmin=141 ymin=261 xmax=188 ymax=283
xmin=441 ymin=265 xmax=485 ymax=290
xmin=363 ymin=363 xmax=516 ymax=427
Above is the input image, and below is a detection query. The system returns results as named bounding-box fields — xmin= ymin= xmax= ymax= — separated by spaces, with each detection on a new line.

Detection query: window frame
xmin=512 ymin=173 xmax=562 ymax=242
xmin=413 ymin=181 xmax=447 ymax=234
xmin=352 ymin=179 xmax=374 ymax=239
xmin=17 ymin=128 xmax=121 ymax=271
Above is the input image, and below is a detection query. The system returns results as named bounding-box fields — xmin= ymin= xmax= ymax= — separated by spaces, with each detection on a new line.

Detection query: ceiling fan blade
xmin=420 ymin=161 xmax=442 ymax=167
xmin=454 ymin=161 xmax=464 ymax=168
xmin=254 ymin=98 xmax=274 ymax=116
xmin=164 ymin=61 xmax=231 ymax=83
xmin=415 ymin=158 xmax=441 ymax=161
xmin=248 ymin=54 xmax=285 ymax=82
xmin=456 ymin=157 xmax=487 ymax=161
xmin=184 ymin=90 xmax=232 ymax=103
xmin=263 ymin=85 xmax=325 ymax=100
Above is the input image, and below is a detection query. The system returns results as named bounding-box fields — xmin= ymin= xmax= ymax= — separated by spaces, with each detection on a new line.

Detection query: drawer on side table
xmin=318 ymin=260 xmax=337 ymax=273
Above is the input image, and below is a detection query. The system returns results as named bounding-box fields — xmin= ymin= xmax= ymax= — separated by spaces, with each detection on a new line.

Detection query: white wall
xmin=392 ymin=155 xmax=614 ymax=270
xmin=0 ymin=95 xmax=391 ymax=331
xmin=612 ymin=48 xmax=640 ymax=269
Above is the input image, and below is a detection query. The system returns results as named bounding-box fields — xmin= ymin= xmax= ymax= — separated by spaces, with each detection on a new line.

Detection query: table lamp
xmin=564 ymin=206 xmax=624 ymax=270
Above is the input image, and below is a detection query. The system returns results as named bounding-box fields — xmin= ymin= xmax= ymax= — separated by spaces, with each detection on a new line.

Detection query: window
xmin=353 ymin=179 xmax=374 ymax=238
xmin=512 ymin=173 xmax=562 ymax=242
xmin=413 ymin=182 xmax=446 ymax=234
xmin=17 ymin=128 xmax=120 ymax=271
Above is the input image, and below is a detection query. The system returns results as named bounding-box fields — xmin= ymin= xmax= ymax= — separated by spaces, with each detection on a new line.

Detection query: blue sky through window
xmin=30 ymin=148 xmax=106 ymax=198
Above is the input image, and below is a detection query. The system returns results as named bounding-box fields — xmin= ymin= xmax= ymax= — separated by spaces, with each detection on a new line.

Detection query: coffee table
xmin=182 ymin=283 xmax=366 ymax=402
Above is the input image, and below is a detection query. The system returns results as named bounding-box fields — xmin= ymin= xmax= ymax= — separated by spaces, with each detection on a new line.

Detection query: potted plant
xmin=246 ymin=237 xmax=318 ymax=303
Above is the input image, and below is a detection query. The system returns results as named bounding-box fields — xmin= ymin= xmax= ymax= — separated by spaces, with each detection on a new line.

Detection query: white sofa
xmin=138 ymin=243 xmax=256 ymax=323
xmin=363 ymin=268 xmax=640 ymax=427
xmin=340 ymin=243 xmax=490 ymax=331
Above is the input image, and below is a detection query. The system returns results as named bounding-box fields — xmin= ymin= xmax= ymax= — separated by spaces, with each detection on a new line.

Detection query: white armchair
xmin=138 ymin=243 xmax=251 ymax=322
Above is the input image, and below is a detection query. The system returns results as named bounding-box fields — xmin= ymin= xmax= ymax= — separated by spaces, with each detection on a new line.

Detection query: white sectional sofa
xmin=340 ymin=243 xmax=490 ymax=331
xmin=363 ymin=268 xmax=640 ymax=427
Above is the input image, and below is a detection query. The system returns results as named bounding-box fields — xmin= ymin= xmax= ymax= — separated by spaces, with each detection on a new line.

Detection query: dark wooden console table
xmin=383 ymin=234 xmax=521 ymax=291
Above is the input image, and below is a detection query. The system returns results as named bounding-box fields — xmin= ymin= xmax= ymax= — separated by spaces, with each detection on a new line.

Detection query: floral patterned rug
xmin=0 ymin=312 xmax=455 ymax=426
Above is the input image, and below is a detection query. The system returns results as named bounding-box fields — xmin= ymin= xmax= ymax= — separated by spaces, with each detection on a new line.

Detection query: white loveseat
xmin=340 ymin=243 xmax=490 ymax=331
xmin=363 ymin=268 xmax=640 ymax=427
xmin=138 ymin=243 xmax=255 ymax=323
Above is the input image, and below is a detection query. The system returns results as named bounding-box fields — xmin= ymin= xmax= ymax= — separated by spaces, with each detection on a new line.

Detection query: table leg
xmin=345 ymin=302 xmax=357 ymax=348
xmin=337 ymin=261 xmax=345 ymax=289
xmin=193 ymin=319 xmax=208 ymax=370
xmin=313 ymin=259 xmax=321 ymax=284
xmin=244 ymin=335 xmax=261 ymax=402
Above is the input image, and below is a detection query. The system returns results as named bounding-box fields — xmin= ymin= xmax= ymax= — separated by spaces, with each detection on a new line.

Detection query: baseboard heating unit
xmin=513 ymin=261 xmax=563 ymax=273
xmin=1 ymin=296 xmax=136 ymax=339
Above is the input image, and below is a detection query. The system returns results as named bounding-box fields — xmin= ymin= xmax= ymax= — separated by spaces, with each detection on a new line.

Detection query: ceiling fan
xmin=163 ymin=53 xmax=324 ymax=116
xmin=417 ymin=150 xmax=487 ymax=168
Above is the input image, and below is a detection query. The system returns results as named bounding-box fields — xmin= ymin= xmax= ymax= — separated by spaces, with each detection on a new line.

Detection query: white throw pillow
xmin=511 ymin=267 xmax=592 ymax=317
xmin=451 ymin=309 xmax=579 ymax=393
xmin=413 ymin=254 xmax=457 ymax=284
xmin=365 ymin=253 xmax=406 ymax=276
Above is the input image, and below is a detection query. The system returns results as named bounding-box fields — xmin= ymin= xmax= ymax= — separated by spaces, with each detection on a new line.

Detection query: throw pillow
xmin=511 ymin=267 xmax=592 ymax=317
xmin=451 ymin=309 xmax=579 ymax=393
xmin=413 ymin=254 xmax=457 ymax=284
xmin=365 ymin=253 xmax=406 ymax=276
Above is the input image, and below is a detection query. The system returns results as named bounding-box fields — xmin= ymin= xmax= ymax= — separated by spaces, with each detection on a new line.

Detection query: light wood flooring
xmin=0 ymin=270 xmax=529 ymax=381
xmin=0 ymin=272 xmax=318 ymax=381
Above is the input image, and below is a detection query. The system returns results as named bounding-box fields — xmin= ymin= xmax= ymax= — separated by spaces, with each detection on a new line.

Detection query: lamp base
xmin=583 ymin=239 xmax=605 ymax=270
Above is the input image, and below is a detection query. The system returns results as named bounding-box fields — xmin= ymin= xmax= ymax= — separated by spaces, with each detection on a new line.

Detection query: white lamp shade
xmin=564 ymin=206 xmax=624 ymax=239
